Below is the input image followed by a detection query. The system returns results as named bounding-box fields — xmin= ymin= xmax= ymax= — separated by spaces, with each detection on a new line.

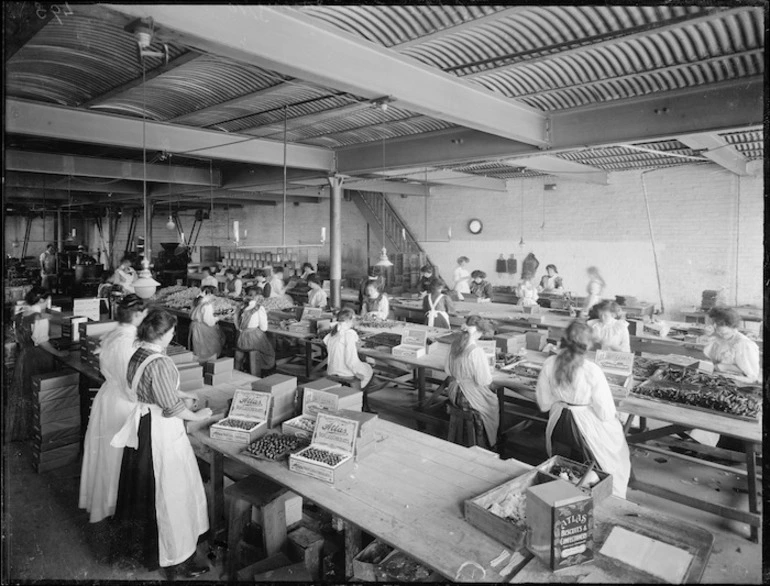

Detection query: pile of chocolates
xmin=217 ymin=418 xmax=258 ymax=430
xmin=245 ymin=433 xmax=308 ymax=460
xmin=296 ymin=447 xmax=346 ymax=466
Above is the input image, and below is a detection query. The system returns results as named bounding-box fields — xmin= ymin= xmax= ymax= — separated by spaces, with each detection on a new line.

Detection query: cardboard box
xmin=177 ymin=363 xmax=204 ymax=381
xmin=32 ymin=405 xmax=81 ymax=426
xmin=179 ymin=378 xmax=204 ymax=392
xmin=526 ymin=331 xmax=548 ymax=352
xmin=32 ymin=384 xmax=80 ymax=404
xmin=495 ymin=332 xmax=527 ymax=354
xmin=209 ymin=389 xmax=270 ymax=445
xmin=282 ymin=415 xmax=316 ymax=440
xmin=334 ymin=409 xmax=377 ymax=461
xmin=169 ymin=351 xmax=196 ymax=365
xmin=77 ymin=320 xmax=118 ymax=341
xmin=352 ymin=540 xmax=393 ymax=582
xmin=32 ymin=442 xmax=80 ymax=473
xmin=526 ymin=479 xmax=594 ymax=571
xmin=204 ymin=371 xmax=233 ymax=387
xmin=391 ymin=344 xmax=426 ymax=359
xmin=379 ymin=549 xmax=441 ymax=582
xmin=204 ymin=357 xmax=234 ymax=374
xmin=536 ymin=456 xmax=613 ymax=505
xmin=594 ymin=350 xmax=634 ymax=390
xmin=659 ymin=354 xmax=700 ymax=369
xmin=289 ymin=412 xmax=358 ymax=484
xmin=465 ymin=468 xmax=554 ymax=550
xmin=391 ymin=328 xmax=428 ymax=359
xmin=31 ymin=371 xmax=80 ymax=392
xmin=252 ymin=375 xmax=298 ymax=427
xmin=35 ymin=393 xmax=80 ymax=413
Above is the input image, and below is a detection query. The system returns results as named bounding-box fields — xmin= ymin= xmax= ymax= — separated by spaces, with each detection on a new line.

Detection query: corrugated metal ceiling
xmin=3 ymin=5 xmax=763 ymax=177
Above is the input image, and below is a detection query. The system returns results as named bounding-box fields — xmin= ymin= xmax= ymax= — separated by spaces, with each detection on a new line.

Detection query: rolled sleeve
xmin=31 ymin=316 xmax=50 ymax=346
xmin=146 ymin=357 xmax=185 ymax=417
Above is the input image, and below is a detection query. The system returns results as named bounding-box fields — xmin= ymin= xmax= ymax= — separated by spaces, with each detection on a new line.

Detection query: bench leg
xmin=746 ymin=442 xmax=759 ymax=542
xmin=343 ymin=520 xmax=362 ymax=580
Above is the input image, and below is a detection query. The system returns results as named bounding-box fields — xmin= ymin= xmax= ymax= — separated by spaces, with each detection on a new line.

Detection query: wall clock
xmin=468 ymin=219 xmax=483 ymax=235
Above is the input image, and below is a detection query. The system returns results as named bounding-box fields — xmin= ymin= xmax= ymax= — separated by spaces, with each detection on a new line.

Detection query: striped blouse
xmin=126 ymin=342 xmax=184 ymax=418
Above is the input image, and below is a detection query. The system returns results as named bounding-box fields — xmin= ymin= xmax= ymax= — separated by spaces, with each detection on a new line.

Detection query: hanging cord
xmin=142 ymin=56 xmax=148 ymax=260
xmin=733 ymin=174 xmax=740 ymax=306
xmin=640 ymin=169 xmax=665 ymax=314
xmin=209 ymin=159 xmax=214 ymax=247
xmin=282 ymin=105 xmax=287 ymax=252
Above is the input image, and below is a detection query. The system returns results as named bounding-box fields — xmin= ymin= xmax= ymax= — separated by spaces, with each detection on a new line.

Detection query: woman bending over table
xmin=536 ymin=320 xmax=631 ymax=498
xmin=444 ymin=316 xmax=498 ymax=449
xmin=189 ymin=285 xmax=225 ymax=363
xmin=234 ymin=286 xmax=275 ymax=376
xmin=703 ymin=306 xmax=760 ymax=382
xmin=423 ymin=277 xmax=454 ymax=329
xmin=110 ymin=308 xmax=212 ymax=579
xmin=587 ymin=299 xmax=630 ymax=353
xmin=361 ymin=282 xmax=391 ymax=320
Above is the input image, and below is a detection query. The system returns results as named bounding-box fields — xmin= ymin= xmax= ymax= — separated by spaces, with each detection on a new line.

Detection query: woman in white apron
xmin=535 ymin=321 xmax=631 ymax=498
xmin=79 ymin=295 xmax=146 ymax=539
xmin=422 ymin=278 xmax=454 ymax=329
xmin=111 ymin=308 xmax=213 ymax=579
xmin=444 ymin=316 xmax=498 ymax=448
xmin=189 ymin=286 xmax=225 ymax=363
xmin=234 ymin=287 xmax=275 ymax=376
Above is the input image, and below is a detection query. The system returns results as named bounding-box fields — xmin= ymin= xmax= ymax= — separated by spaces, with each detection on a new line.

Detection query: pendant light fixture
xmin=132 ymin=34 xmax=159 ymax=298
xmin=165 ymin=155 xmax=175 ymax=230
xmin=375 ymin=138 xmax=393 ymax=268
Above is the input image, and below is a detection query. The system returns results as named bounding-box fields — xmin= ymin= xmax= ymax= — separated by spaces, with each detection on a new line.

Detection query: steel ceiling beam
xmin=5 ymin=98 xmax=335 ymax=171
xmin=79 ymin=51 xmax=203 ymax=107
xmin=338 ymin=77 xmax=764 ymax=174
xmin=376 ymin=168 xmax=508 ymax=191
xmin=503 ymin=155 xmax=609 ymax=185
xmin=5 ymin=149 xmax=222 ymax=186
xmin=99 ymin=4 xmax=549 ymax=147
xmin=5 ymin=172 xmax=142 ymax=195
xmin=676 ymin=133 xmax=751 ymax=176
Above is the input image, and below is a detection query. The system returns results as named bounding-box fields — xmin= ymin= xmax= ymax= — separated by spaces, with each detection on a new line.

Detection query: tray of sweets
xmin=631 ymin=379 xmax=761 ymax=420
xmin=243 ymin=433 xmax=310 ymax=461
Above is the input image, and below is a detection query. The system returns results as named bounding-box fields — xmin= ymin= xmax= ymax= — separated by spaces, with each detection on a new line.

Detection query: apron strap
xmin=111 ymin=352 xmax=167 ymax=449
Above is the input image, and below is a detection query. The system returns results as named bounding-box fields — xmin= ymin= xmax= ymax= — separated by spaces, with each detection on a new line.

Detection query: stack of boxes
xmin=78 ymin=321 xmax=118 ymax=370
xmin=251 ymin=374 xmax=298 ymax=428
xmin=204 ymin=357 xmax=235 ymax=386
xmin=283 ymin=378 xmax=363 ymax=439
xmin=61 ymin=316 xmax=89 ymax=342
xmin=31 ymin=371 xmax=81 ymax=473
xmin=166 ymin=344 xmax=203 ymax=392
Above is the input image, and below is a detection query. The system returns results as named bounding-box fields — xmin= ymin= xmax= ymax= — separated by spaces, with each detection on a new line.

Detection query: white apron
xmin=546 ymin=401 xmax=630 ymax=499
xmin=425 ymin=293 xmax=450 ymax=328
xmin=111 ymin=353 xmax=209 ymax=567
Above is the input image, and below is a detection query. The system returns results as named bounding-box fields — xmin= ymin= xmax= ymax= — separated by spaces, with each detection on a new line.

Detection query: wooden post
xmin=328 ymin=175 xmax=343 ymax=309
xmin=343 ymin=519 xmax=362 ymax=580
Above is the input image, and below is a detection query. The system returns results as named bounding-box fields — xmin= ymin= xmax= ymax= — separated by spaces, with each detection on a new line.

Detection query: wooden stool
xmin=224 ymin=475 xmax=291 ymax=579
xmin=447 ymin=403 xmax=477 ymax=447
xmin=234 ymin=349 xmax=261 ymax=376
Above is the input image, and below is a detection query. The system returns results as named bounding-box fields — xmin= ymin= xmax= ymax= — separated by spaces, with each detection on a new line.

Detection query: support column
xmin=56 ymin=207 xmax=63 ymax=252
xmin=328 ymin=174 xmax=344 ymax=309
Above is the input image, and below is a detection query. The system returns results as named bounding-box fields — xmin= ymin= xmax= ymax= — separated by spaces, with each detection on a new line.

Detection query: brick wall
xmin=382 ymin=164 xmax=764 ymax=319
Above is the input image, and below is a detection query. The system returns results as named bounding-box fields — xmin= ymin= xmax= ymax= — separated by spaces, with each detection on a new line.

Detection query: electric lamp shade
xmin=166 ymin=215 xmax=176 ymax=230
xmin=133 ymin=260 xmax=160 ymax=299
xmin=375 ymin=247 xmax=393 ymax=268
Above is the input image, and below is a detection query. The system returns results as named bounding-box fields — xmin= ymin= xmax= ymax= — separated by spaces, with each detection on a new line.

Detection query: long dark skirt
xmin=450 ymin=391 xmax=491 ymax=449
xmin=113 ymin=412 xmax=159 ymax=570
xmin=550 ymin=409 xmax=594 ymax=464
xmin=7 ymin=344 xmax=55 ymax=442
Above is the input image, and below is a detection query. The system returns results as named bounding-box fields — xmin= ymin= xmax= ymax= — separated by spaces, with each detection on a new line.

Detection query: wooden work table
xmin=186 ymin=381 xmax=714 ymax=583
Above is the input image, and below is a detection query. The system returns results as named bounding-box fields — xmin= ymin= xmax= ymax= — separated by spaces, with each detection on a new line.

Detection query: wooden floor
xmin=2 ymin=382 xmax=763 ymax=583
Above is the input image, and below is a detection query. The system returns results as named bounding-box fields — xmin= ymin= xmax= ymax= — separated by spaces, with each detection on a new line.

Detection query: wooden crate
xmin=464 ymin=468 xmax=553 ymax=550
xmin=535 ymin=456 xmax=613 ymax=505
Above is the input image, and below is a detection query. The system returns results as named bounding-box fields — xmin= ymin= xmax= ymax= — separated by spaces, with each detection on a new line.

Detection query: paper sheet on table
xmin=599 ymin=526 xmax=693 ymax=584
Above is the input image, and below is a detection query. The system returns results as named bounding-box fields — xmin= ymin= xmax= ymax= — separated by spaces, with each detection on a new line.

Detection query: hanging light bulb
xmin=166 ymin=214 xmax=176 ymax=230
xmin=375 ymin=246 xmax=393 ymax=268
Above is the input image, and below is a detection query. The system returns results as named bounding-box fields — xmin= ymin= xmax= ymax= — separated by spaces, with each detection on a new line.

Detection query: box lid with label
xmin=311 ymin=411 xmax=360 ymax=455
